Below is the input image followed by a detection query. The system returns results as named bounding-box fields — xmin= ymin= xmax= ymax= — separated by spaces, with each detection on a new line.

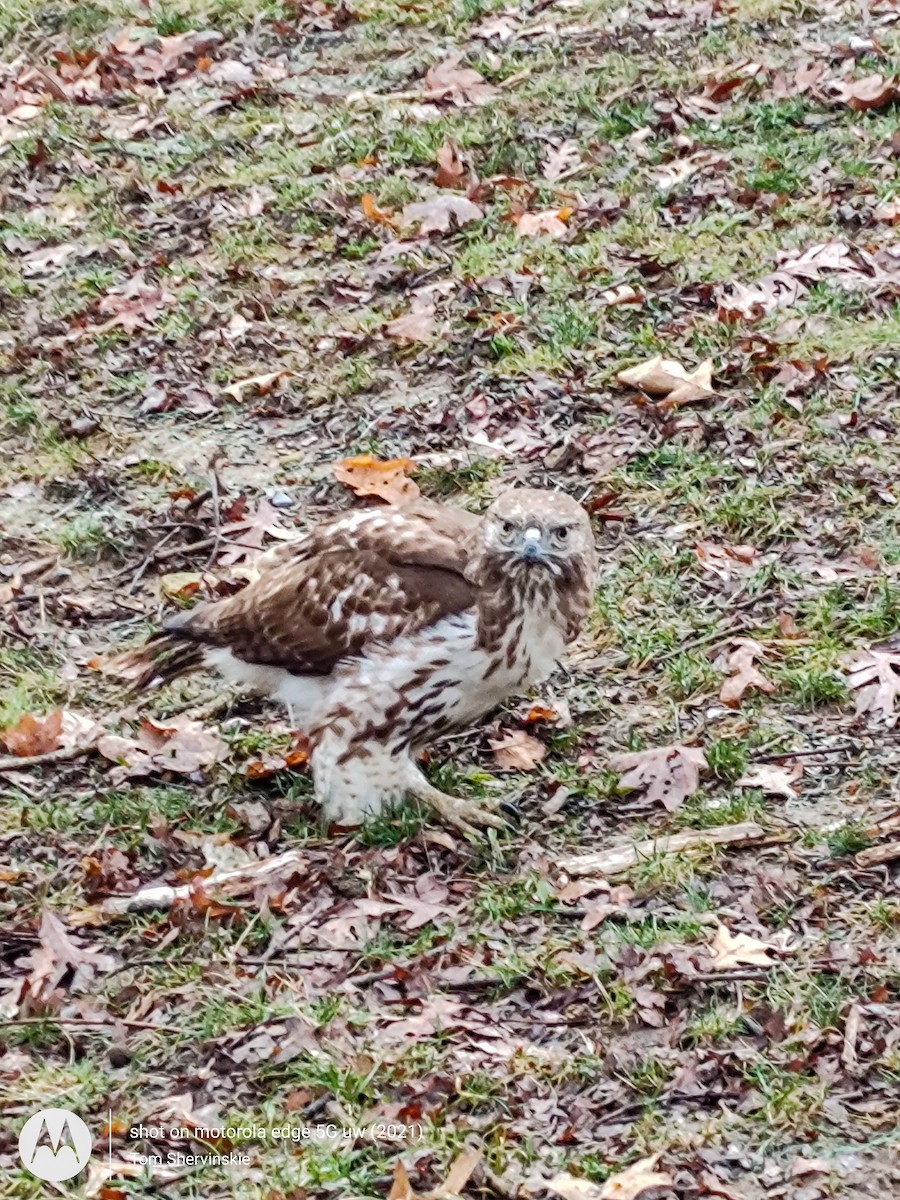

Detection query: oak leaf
xmin=423 ymin=58 xmax=497 ymax=106
xmin=385 ymin=306 xmax=436 ymax=343
xmin=719 ymin=638 xmax=775 ymax=707
xmin=333 ymin=454 xmax=420 ymax=505
xmin=434 ymin=137 xmax=466 ymax=188
xmin=736 ymin=763 xmax=801 ymax=798
xmin=846 ymin=643 xmax=900 ymax=726
xmin=616 ymin=354 xmax=715 ymax=406
xmin=489 ymin=729 xmax=546 ymax=770
xmin=609 ymin=743 xmax=708 ymax=811
xmin=516 ymin=209 xmax=570 ymax=239
xmin=542 ymin=139 xmax=582 ymax=181
xmin=838 ymin=73 xmax=898 ymax=111
xmin=401 ymin=194 xmax=483 ymax=235
xmin=708 ymin=923 xmax=777 ymax=969
xmin=600 ymin=1156 xmax=674 ymax=1199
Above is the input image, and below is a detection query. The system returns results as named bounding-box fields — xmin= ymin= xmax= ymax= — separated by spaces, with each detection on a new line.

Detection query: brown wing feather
xmin=258 ymin=500 xmax=480 ymax=574
xmin=164 ymin=549 xmax=474 ymax=675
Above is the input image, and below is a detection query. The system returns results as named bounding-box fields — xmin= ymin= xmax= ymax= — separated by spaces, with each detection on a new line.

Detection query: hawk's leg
xmin=407 ymin=773 xmax=506 ymax=838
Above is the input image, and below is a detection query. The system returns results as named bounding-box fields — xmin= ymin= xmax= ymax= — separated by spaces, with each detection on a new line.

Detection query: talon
xmin=412 ymin=782 xmax=508 ymax=835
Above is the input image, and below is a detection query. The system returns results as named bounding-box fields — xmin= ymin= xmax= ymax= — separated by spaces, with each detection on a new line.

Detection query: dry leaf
xmin=838 ymin=73 xmax=898 ymax=111
xmin=846 ymin=643 xmax=900 ymax=726
xmin=433 ymin=1147 xmax=483 ymax=1197
xmin=385 ymin=306 xmax=436 ymax=343
xmin=599 ymin=1156 xmax=673 ymax=1200
xmin=387 ymin=1159 xmax=416 ymax=1200
xmin=719 ymin=638 xmax=776 ymax=707
xmin=736 ymin=763 xmax=801 ymax=798
xmin=434 ymin=137 xmax=466 ymax=188
xmin=94 ymin=282 xmax=169 ymax=334
xmin=598 ymin=284 xmax=645 ymax=308
xmin=547 ymin=1174 xmax=605 ymax=1200
xmin=360 ymin=192 xmax=395 ymax=225
xmin=542 ymin=139 xmax=581 ymax=181
xmin=489 ymin=729 xmax=546 ymax=770
xmin=708 ymin=924 xmax=776 ymax=969
xmin=516 ymin=209 xmax=570 ymax=239
xmin=221 ymin=370 xmax=292 ymax=402
xmin=1 ymin=709 xmax=99 ymax=757
xmin=332 ymin=454 xmax=420 ymax=505
xmin=24 ymin=908 xmax=116 ymax=1005
xmin=874 ymin=197 xmax=900 ymax=224
xmin=96 ymin=717 xmax=223 ymax=782
xmin=401 ymin=195 xmax=483 ymax=235
xmin=616 ymin=355 xmax=715 ymax=406
xmin=609 ymin=744 xmax=708 ymax=812
xmin=1 ymin=709 xmax=63 ymax=756
xmin=424 ymin=58 xmax=497 ymax=106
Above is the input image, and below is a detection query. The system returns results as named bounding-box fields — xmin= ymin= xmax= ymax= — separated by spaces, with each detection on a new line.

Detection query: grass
xmin=3 ymin=0 xmax=900 ymax=1196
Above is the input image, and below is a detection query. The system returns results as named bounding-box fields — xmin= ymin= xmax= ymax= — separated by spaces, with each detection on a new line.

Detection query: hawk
xmin=127 ymin=488 xmax=597 ymax=833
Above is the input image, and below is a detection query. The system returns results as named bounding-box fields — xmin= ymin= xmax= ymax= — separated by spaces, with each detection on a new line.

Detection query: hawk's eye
xmin=552 ymin=525 xmax=570 ymax=544
xmin=500 ymin=520 xmax=515 ymax=538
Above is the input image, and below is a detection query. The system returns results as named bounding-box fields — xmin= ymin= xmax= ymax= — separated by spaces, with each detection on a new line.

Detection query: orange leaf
xmin=361 ymin=193 xmax=395 ymax=226
xmin=333 ymin=454 xmax=421 ymax=505
xmin=1 ymin=709 xmax=64 ymax=756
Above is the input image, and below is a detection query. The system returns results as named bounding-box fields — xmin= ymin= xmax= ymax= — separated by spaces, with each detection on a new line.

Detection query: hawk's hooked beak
xmin=521 ymin=526 xmax=543 ymax=562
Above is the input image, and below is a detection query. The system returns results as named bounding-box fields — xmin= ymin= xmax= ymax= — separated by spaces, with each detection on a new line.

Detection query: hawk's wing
xmin=159 ymin=505 xmax=479 ymax=676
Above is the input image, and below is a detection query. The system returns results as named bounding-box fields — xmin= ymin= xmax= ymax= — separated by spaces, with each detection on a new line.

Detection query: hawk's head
xmin=478 ymin=488 xmax=595 ymax=580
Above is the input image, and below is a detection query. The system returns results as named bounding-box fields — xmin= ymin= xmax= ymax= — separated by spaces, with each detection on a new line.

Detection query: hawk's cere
xmin=127 ymin=488 xmax=597 ymax=833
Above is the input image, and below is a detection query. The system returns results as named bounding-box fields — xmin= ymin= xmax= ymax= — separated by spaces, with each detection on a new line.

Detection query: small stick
xmin=0 ymin=743 xmax=94 ymax=774
xmin=4 ymin=1015 xmax=174 ymax=1033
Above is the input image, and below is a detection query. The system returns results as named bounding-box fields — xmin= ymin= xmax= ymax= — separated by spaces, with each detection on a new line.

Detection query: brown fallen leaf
xmin=401 ymin=194 xmax=483 ymax=235
xmin=846 ymin=642 xmax=900 ymax=727
xmin=221 ymin=370 xmax=293 ymax=402
xmin=385 ymin=306 xmax=436 ymax=343
xmin=600 ymin=1156 xmax=674 ymax=1200
xmin=489 ymin=729 xmax=546 ymax=770
xmin=609 ymin=743 xmax=708 ymax=812
xmin=838 ymin=73 xmax=898 ymax=111
xmin=708 ymin=923 xmax=777 ymax=969
xmin=96 ymin=716 xmax=224 ymax=782
xmin=719 ymin=638 xmax=776 ymax=707
xmin=424 ymin=57 xmax=497 ymax=106
xmin=616 ymin=354 xmax=715 ymax=406
xmin=1 ymin=709 xmax=63 ymax=756
xmin=736 ymin=763 xmax=801 ymax=798
xmin=547 ymin=1174 xmax=604 ymax=1200
xmin=332 ymin=454 xmax=420 ymax=505
xmin=434 ymin=136 xmax=466 ymax=188
xmin=516 ymin=208 xmax=571 ymax=239
xmin=541 ymin=139 xmax=581 ymax=181
xmin=1 ymin=709 xmax=99 ymax=757
xmin=388 ymin=1160 xmax=416 ymax=1200
xmin=94 ymin=281 xmax=170 ymax=334
xmin=24 ymin=908 xmax=116 ymax=1006
xmin=874 ymin=197 xmax=900 ymax=224
xmin=360 ymin=192 xmax=395 ymax=226
xmin=432 ymin=1147 xmax=483 ymax=1197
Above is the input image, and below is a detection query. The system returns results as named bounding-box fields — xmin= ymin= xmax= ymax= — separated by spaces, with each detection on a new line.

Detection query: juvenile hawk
xmin=129 ymin=488 xmax=596 ymax=833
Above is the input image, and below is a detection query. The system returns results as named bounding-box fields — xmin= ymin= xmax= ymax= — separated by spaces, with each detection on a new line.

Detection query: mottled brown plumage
xmin=127 ymin=488 xmax=596 ymax=833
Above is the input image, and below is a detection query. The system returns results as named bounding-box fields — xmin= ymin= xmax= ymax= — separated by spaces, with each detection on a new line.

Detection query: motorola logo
xmin=18 ymin=1108 xmax=93 ymax=1182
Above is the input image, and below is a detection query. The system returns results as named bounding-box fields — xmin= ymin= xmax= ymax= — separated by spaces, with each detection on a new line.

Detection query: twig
xmin=95 ymin=850 xmax=306 ymax=914
xmin=854 ymin=840 xmax=900 ymax=868
xmin=0 ymin=743 xmax=94 ymax=774
xmin=4 ymin=1015 xmax=174 ymax=1033
xmin=557 ymin=821 xmax=769 ymax=878
xmin=756 ymin=742 xmax=858 ymax=762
